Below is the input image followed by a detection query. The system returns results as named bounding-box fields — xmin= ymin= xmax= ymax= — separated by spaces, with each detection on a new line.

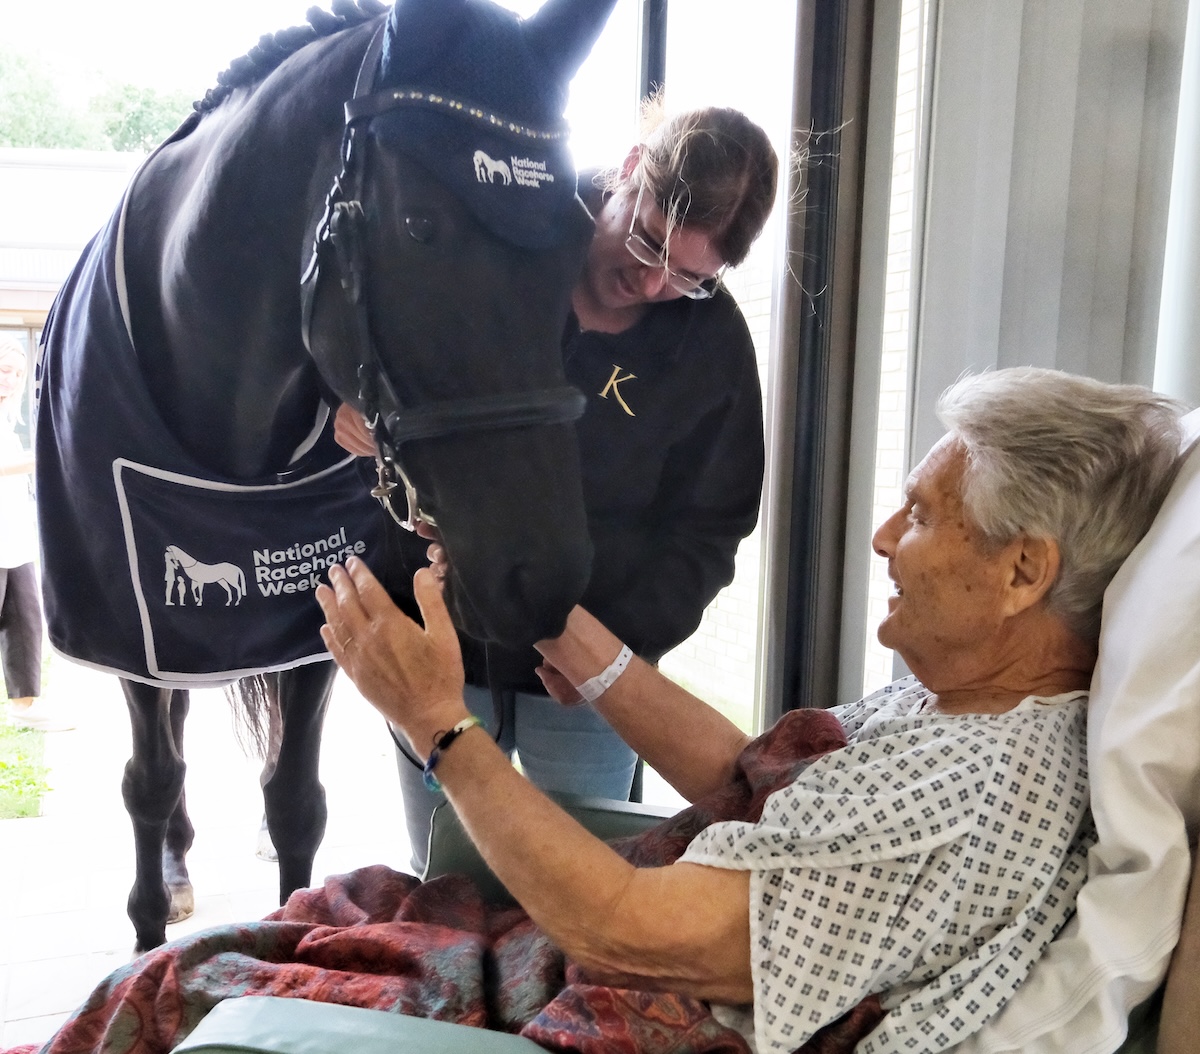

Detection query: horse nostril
xmin=405 ymin=216 xmax=434 ymax=243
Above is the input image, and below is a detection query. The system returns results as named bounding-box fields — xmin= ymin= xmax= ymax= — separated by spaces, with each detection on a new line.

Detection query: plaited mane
xmin=194 ymin=0 xmax=387 ymax=113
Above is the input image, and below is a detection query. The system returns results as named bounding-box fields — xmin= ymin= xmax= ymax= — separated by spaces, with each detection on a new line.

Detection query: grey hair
xmin=937 ymin=367 xmax=1189 ymax=643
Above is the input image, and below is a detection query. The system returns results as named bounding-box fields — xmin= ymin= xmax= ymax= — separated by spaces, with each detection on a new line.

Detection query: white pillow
xmin=957 ymin=407 xmax=1200 ymax=1054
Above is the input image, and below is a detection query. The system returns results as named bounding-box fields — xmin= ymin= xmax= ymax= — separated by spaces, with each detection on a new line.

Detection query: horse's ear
xmin=385 ymin=0 xmax=469 ymax=78
xmin=523 ymin=0 xmax=620 ymax=82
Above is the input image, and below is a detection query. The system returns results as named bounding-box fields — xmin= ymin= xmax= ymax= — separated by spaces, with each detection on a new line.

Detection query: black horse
xmin=35 ymin=0 xmax=614 ymax=951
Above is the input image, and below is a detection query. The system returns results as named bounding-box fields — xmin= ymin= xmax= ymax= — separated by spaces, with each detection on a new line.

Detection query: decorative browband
xmin=344 ymin=88 xmax=570 ymax=141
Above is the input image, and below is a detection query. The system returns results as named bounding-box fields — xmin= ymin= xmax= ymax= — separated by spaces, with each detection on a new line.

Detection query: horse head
xmin=305 ymin=0 xmax=614 ymax=647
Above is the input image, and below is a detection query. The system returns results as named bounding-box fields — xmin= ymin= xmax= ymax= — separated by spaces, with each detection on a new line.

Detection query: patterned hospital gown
xmin=681 ymin=677 xmax=1094 ymax=1054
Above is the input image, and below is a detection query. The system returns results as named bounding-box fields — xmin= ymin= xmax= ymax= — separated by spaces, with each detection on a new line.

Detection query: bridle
xmin=300 ymin=21 xmax=586 ymax=531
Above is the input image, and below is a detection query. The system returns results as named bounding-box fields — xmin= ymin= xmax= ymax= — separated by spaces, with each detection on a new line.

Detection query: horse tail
xmin=224 ymin=673 xmax=278 ymax=760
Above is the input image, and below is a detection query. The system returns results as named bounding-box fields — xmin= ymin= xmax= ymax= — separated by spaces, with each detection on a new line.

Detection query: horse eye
xmin=405 ymin=216 xmax=435 ymax=243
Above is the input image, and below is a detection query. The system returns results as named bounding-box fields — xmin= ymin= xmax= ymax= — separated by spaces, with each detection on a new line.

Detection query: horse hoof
xmin=256 ymin=818 xmax=278 ymax=862
xmin=167 ymin=885 xmax=195 ymax=924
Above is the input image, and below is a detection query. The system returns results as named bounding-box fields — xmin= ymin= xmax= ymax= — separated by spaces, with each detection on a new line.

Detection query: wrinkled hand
xmin=333 ymin=403 xmax=377 ymax=457
xmin=315 ymin=558 xmax=468 ymax=748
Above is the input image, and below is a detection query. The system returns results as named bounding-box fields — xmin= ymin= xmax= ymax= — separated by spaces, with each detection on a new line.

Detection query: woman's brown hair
xmin=600 ymin=96 xmax=779 ymax=267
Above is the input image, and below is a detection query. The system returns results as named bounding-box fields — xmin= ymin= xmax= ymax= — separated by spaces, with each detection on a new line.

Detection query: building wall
xmin=0 ymin=148 xmax=142 ymax=326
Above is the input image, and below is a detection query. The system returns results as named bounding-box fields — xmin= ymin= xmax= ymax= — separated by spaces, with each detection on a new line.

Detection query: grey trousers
xmin=0 ymin=562 xmax=42 ymax=699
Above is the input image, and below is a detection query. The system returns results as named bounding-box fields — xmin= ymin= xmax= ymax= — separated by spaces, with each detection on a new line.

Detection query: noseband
xmin=300 ymin=22 xmax=585 ymax=531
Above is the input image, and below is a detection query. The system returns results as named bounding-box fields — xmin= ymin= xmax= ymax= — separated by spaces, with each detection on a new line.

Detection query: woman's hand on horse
xmin=424 ymin=537 xmax=449 ymax=581
xmin=316 ymin=558 xmax=469 ymax=750
xmin=333 ymin=404 xmax=377 ymax=457
xmin=535 ymin=661 xmax=584 ymax=706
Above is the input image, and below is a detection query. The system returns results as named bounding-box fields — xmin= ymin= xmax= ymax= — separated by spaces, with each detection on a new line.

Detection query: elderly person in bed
xmin=317 ymin=367 xmax=1186 ymax=1053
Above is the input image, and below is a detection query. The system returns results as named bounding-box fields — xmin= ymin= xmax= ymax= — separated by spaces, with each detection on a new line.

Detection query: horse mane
xmin=194 ymin=0 xmax=388 ymax=114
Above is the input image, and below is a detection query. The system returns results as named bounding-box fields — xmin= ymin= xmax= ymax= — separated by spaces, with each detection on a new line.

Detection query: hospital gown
xmin=683 ymin=677 xmax=1094 ymax=1053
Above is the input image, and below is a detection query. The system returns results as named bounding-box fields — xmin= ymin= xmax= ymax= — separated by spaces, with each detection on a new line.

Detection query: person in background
xmin=337 ymin=98 xmax=780 ymax=870
xmin=0 ymin=337 xmax=70 ymax=731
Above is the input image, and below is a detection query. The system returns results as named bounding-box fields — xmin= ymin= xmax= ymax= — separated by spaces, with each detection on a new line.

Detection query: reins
xmin=300 ymin=20 xmax=585 ymax=533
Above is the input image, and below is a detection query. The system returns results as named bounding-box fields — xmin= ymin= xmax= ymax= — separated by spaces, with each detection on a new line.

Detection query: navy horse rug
xmin=36 ymin=189 xmax=388 ymax=688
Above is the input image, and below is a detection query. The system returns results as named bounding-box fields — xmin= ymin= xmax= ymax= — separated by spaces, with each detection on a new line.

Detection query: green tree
xmin=0 ymin=50 xmax=102 ymax=148
xmin=91 ymin=83 xmax=194 ymax=153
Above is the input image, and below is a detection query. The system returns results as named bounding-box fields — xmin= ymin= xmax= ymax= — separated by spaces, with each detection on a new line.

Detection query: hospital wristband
xmin=422 ymin=715 xmax=484 ymax=792
xmin=574 ymin=643 xmax=633 ymax=703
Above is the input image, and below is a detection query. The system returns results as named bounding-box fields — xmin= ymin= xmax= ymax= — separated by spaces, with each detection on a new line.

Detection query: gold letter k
xmin=599 ymin=364 xmax=637 ymax=416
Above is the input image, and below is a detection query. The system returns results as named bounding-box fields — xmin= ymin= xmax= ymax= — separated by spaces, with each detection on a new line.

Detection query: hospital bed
xmin=175 ymin=794 xmax=671 ymax=1054
xmin=174 ymin=409 xmax=1200 ymax=1053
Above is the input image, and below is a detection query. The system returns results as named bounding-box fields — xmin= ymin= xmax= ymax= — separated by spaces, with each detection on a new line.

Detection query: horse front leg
xmin=163 ymin=689 xmax=196 ymax=923
xmin=260 ymin=662 xmax=334 ymax=902
xmin=121 ymin=679 xmax=190 ymax=952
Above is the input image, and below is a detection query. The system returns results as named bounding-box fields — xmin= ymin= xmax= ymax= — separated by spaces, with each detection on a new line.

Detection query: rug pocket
xmin=114 ymin=456 xmax=387 ymax=683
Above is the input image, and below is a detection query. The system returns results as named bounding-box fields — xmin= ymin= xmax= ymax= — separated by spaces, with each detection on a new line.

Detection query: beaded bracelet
xmin=422 ymin=715 xmax=484 ymax=792
xmin=574 ymin=643 xmax=633 ymax=703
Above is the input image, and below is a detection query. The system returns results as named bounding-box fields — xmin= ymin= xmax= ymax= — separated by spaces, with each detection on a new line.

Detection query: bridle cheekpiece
xmin=300 ymin=21 xmax=585 ymax=531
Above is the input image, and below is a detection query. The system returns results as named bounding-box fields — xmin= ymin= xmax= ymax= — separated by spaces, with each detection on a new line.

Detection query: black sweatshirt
xmin=386 ymin=176 xmax=766 ymax=693
xmin=460 ymin=241 xmax=765 ymax=690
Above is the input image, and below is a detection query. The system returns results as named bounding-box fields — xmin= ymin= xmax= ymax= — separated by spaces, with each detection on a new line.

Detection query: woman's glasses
xmin=624 ymin=183 xmax=726 ymax=300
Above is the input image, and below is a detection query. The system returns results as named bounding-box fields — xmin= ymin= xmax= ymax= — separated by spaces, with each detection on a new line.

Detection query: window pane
xmin=655 ymin=2 xmax=798 ymax=734
xmin=861 ymin=0 xmax=934 ymax=696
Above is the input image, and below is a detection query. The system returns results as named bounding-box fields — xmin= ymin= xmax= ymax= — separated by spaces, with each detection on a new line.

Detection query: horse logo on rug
xmin=473 ymin=149 xmax=512 ymax=185
xmin=164 ymin=545 xmax=246 ymax=607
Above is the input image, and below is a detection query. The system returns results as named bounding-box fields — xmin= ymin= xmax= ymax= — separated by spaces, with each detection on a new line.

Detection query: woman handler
xmin=338 ymin=100 xmax=779 ymax=869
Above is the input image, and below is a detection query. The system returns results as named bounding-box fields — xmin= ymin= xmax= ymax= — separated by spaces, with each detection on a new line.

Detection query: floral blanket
xmin=11 ymin=709 xmax=884 ymax=1054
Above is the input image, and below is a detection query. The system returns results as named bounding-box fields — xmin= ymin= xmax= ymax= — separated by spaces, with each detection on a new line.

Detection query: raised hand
xmin=316 ymin=558 xmax=469 ymax=752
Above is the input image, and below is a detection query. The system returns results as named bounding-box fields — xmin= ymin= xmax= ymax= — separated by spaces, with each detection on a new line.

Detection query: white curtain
xmin=909 ymin=0 xmax=1191 ymax=461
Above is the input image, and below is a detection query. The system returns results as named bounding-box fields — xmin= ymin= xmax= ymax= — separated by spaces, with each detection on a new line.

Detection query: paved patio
xmin=0 ymin=653 xmax=412 ymax=1048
